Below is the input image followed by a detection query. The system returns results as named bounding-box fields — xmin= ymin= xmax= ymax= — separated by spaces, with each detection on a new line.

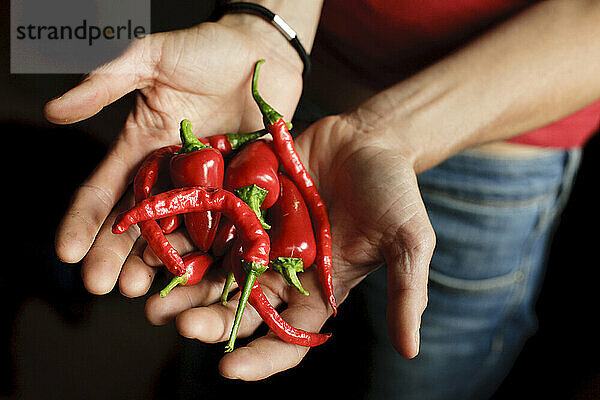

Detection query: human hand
xmin=145 ymin=114 xmax=436 ymax=379
xmin=46 ymin=21 xmax=303 ymax=296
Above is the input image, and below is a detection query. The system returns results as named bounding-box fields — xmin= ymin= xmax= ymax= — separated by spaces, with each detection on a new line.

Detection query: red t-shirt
xmin=319 ymin=0 xmax=600 ymax=148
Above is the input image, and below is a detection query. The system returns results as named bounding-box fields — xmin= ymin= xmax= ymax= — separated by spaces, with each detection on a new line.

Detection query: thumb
xmin=44 ymin=35 xmax=162 ymax=124
xmin=383 ymin=205 xmax=435 ymax=359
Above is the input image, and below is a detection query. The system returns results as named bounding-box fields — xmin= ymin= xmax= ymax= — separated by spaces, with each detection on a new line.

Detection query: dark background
xmin=2 ymin=1 xmax=599 ymax=399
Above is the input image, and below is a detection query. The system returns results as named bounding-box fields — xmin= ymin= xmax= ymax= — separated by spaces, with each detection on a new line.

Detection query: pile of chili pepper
xmin=113 ymin=59 xmax=336 ymax=353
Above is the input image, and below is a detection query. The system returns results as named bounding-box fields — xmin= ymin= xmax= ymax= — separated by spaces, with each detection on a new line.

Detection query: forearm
xmin=348 ymin=0 xmax=600 ymax=173
xmin=218 ymin=0 xmax=323 ymax=75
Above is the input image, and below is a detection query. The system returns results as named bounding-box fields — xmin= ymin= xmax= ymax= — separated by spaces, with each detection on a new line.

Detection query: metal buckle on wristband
xmin=272 ymin=14 xmax=296 ymax=40
xmin=217 ymin=2 xmax=311 ymax=78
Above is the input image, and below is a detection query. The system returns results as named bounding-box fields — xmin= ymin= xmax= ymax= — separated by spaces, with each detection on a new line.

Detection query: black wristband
xmin=216 ymin=2 xmax=311 ymax=78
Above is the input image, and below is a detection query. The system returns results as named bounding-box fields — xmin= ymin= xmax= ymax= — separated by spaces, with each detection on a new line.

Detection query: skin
xmin=46 ymin=0 xmax=600 ymax=381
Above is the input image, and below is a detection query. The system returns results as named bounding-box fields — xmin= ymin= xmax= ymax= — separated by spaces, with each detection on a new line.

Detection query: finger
xmin=80 ymin=192 xmax=140 ymax=295
xmin=218 ymin=282 xmax=332 ymax=381
xmin=175 ymin=284 xmax=284 ymax=344
xmin=55 ymin=149 xmax=133 ymax=264
xmin=384 ymin=207 xmax=436 ymax=359
xmin=145 ymin=268 xmax=237 ymax=325
xmin=55 ymin=125 xmax=163 ymax=264
xmin=44 ymin=35 xmax=161 ymax=124
xmin=119 ymin=236 xmax=158 ymax=298
xmin=219 ymin=334 xmax=302 ymax=381
xmin=142 ymin=230 xmax=196 ymax=267
xmin=175 ymin=297 xmax=260 ymax=344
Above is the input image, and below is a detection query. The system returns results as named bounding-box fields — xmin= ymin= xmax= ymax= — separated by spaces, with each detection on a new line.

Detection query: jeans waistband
xmin=417 ymin=148 xmax=581 ymax=204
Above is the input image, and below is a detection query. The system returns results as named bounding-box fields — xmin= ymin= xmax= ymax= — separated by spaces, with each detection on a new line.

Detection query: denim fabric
xmin=360 ymin=148 xmax=581 ymax=400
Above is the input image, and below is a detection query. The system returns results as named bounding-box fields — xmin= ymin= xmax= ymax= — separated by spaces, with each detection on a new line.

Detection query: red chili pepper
xmin=158 ymin=214 xmax=182 ymax=234
xmin=170 ymin=119 xmax=225 ymax=252
xmin=200 ymin=128 xmax=274 ymax=155
xmin=199 ymin=126 xmax=291 ymax=154
xmin=212 ymin=138 xmax=281 ymax=255
xmin=224 ymin=138 xmax=281 ymax=227
xmin=132 ymin=144 xmax=182 ymax=234
xmin=252 ymin=59 xmax=337 ymax=315
xmin=112 ymin=186 xmax=270 ymax=352
xmin=269 ymin=173 xmax=317 ymax=295
xmin=113 ymin=187 xmax=270 ymax=263
xmin=159 ymin=251 xmax=213 ymax=297
xmin=228 ymin=241 xmax=331 ymax=347
xmin=211 ymin=217 xmax=238 ymax=257
xmin=136 ymin=221 xmax=185 ymax=276
xmin=133 ymin=145 xmax=185 ymax=275
xmin=134 ymin=145 xmax=180 ymax=200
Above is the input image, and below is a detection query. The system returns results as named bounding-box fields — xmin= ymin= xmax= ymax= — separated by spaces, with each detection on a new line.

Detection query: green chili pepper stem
xmin=271 ymin=257 xmax=309 ymax=296
xmin=225 ymin=261 xmax=269 ymax=353
xmin=159 ymin=273 xmax=189 ymax=298
xmin=226 ymin=130 xmax=266 ymax=151
xmin=220 ymin=271 xmax=236 ymax=306
xmin=179 ymin=119 xmax=210 ymax=153
xmin=225 ymin=123 xmax=291 ymax=151
xmin=252 ymin=59 xmax=284 ymax=126
xmin=235 ymin=184 xmax=271 ymax=230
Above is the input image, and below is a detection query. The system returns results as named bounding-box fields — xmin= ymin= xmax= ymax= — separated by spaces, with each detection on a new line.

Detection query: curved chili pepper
xmin=159 ymin=251 xmax=214 ymax=297
xmin=133 ymin=144 xmax=182 ymax=234
xmin=113 ymin=187 xmax=270 ymax=263
xmin=133 ymin=145 xmax=185 ymax=275
xmin=170 ymin=119 xmax=225 ymax=252
xmin=269 ymin=173 xmax=317 ymax=295
xmin=136 ymin=221 xmax=185 ymax=276
xmin=134 ymin=145 xmax=180 ymax=199
xmin=252 ymin=59 xmax=337 ymax=315
xmin=228 ymin=241 xmax=331 ymax=347
xmin=112 ymin=186 xmax=270 ymax=352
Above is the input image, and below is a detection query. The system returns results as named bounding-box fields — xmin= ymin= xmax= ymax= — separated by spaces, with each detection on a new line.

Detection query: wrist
xmin=218 ymin=13 xmax=303 ymax=76
xmin=342 ymin=72 xmax=469 ymax=174
xmin=220 ymin=1 xmax=322 ymax=49
xmin=217 ymin=1 xmax=322 ymax=78
xmin=341 ymin=109 xmax=426 ymax=174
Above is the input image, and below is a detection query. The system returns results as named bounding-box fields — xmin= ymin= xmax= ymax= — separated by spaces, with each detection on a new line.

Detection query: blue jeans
xmin=360 ymin=148 xmax=581 ymax=399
